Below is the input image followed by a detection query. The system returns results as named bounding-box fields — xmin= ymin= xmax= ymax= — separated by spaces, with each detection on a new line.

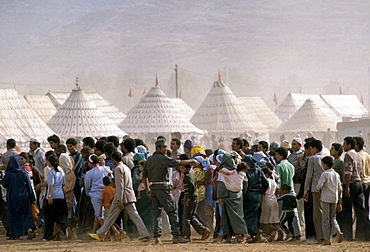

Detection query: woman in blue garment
xmin=2 ymin=155 xmax=35 ymax=239
xmin=242 ymin=155 xmax=269 ymax=242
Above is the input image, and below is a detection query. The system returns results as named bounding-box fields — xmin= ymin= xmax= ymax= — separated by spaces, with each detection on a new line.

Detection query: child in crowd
xmin=260 ymin=167 xmax=283 ymax=242
xmin=277 ymin=184 xmax=298 ymax=241
xmin=134 ymin=160 xmax=146 ymax=199
xmin=99 ymin=176 xmax=118 ymax=241
xmin=180 ymin=163 xmax=210 ymax=241
xmin=317 ymin=156 xmax=343 ymax=245
xmin=218 ymin=161 xmax=248 ymax=192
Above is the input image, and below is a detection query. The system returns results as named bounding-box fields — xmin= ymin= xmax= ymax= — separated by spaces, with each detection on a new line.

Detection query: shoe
xmin=277 ymin=230 xmax=284 ymax=241
xmin=294 ymin=236 xmax=301 ymax=241
xmin=42 ymin=238 xmax=51 ymax=241
xmin=172 ymin=235 xmax=189 ymax=244
xmin=202 ymin=228 xmax=211 ymax=240
xmin=53 ymin=231 xmax=61 ymax=241
xmin=27 ymin=230 xmax=36 ymax=240
xmin=322 ymin=240 xmax=332 ymax=245
xmin=337 ymin=231 xmax=343 ymax=243
xmin=154 ymin=237 xmax=162 ymax=245
xmin=267 ymin=236 xmax=273 ymax=242
xmin=89 ymin=233 xmax=102 ymax=241
xmin=138 ymin=236 xmax=150 ymax=242
xmin=284 ymin=233 xmax=293 ymax=241
xmin=66 ymin=226 xmax=72 ymax=239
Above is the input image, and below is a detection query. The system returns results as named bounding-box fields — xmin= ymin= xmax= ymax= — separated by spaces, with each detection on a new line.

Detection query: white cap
xmin=30 ymin=138 xmax=40 ymax=143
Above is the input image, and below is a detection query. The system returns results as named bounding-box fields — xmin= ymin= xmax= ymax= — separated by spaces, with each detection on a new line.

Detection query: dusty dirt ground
xmin=1 ymin=229 xmax=370 ymax=252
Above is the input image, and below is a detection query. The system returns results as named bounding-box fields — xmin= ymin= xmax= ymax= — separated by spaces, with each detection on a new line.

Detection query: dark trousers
xmin=280 ymin=211 xmax=294 ymax=235
xmin=0 ymin=198 xmax=9 ymax=235
xmin=43 ymin=199 xmax=70 ymax=240
xmin=341 ymin=181 xmax=370 ymax=240
xmin=150 ymin=184 xmax=180 ymax=238
xmin=73 ymin=181 xmax=82 ymax=218
xmin=178 ymin=192 xmax=185 ymax=235
xmin=182 ymin=198 xmax=207 ymax=237
xmin=355 ymin=182 xmax=370 ymax=239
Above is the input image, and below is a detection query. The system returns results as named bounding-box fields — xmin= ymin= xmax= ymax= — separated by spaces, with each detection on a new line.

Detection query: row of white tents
xmin=0 ymin=76 xmax=368 ymax=149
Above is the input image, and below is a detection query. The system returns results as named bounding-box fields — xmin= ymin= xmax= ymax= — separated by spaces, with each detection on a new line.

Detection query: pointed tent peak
xmin=74 ymin=77 xmax=80 ymax=90
xmin=155 ymin=74 xmax=159 ymax=87
xmin=213 ymin=71 xmax=226 ymax=88
xmin=218 ymin=70 xmax=222 ymax=81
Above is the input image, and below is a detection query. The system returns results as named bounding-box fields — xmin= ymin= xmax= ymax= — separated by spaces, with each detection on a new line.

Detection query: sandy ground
xmin=1 ymin=229 xmax=370 ymax=252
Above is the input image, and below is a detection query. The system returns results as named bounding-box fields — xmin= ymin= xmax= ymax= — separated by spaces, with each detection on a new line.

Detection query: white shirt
xmin=317 ymin=168 xmax=342 ymax=203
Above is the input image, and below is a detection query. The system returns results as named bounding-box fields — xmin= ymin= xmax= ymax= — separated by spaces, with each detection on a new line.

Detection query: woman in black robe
xmin=2 ymin=155 xmax=35 ymax=239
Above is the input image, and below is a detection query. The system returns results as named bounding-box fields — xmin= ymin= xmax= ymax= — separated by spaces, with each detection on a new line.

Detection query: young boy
xmin=99 ymin=176 xmax=117 ymax=241
xmin=180 ymin=163 xmax=210 ymax=241
xmin=134 ymin=160 xmax=146 ymax=199
xmin=317 ymin=156 xmax=343 ymax=245
xmin=218 ymin=161 xmax=248 ymax=192
xmin=277 ymin=183 xmax=298 ymax=241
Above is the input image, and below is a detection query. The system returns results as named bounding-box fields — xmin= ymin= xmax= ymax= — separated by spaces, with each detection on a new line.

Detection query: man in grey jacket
xmin=303 ymin=139 xmax=325 ymax=241
xmin=91 ymin=151 xmax=150 ymax=242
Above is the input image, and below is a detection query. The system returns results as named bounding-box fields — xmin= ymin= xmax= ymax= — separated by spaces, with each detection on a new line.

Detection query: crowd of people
xmin=0 ymin=131 xmax=370 ymax=246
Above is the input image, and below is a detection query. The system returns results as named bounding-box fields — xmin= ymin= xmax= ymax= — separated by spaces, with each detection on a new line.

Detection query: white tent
xmin=274 ymin=93 xmax=326 ymax=122
xmin=25 ymin=95 xmax=58 ymax=122
xmin=238 ymin=97 xmax=282 ymax=130
xmin=118 ymin=84 xmax=203 ymax=139
xmin=0 ymin=89 xmax=55 ymax=147
xmin=47 ymin=84 xmax=126 ymax=139
xmin=47 ymin=91 xmax=126 ymax=125
xmin=169 ymin=98 xmax=195 ymax=120
xmin=321 ymin=94 xmax=368 ymax=119
xmin=190 ymin=79 xmax=267 ymax=138
xmin=271 ymin=98 xmax=341 ymax=141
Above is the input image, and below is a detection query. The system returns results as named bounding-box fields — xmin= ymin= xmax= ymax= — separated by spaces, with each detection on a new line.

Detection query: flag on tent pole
xmin=218 ymin=70 xmax=222 ymax=81
xmin=142 ymin=87 xmax=146 ymax=96
xmin=128 ymin=87 xmax=134 ymax=97
xmin=273 ymin=92 xmax=278 ymax=106
xmin=361 ymin=95 xmax=364 ymax=105
xmin=339 ymin=86 xmax=342 ymax=95
xmin=179 ymin=88 xmax=182 ymax=99
xmin=155 ymin=74 xmax=159 ymax=87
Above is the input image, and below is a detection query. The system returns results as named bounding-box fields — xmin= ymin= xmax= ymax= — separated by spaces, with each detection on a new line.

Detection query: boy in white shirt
xmin=317 ymin=156 xmax=343 ymax=245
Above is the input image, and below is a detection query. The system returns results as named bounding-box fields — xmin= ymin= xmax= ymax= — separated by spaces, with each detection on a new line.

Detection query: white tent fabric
xmin=238 ymin=97 xmax=282 ymax=130
xmin=47 ymin=91 xmax=126 ymax=125
xmin=25 ymin=95 xmax=57 ymax=122
xmin=169 ymin=98 xmax=195 ymax=120
xmin=46 ymin=92 xmax=69 ymax=108
xmin=321 ymin=94 xmax=368 ymax=119
xmin=0 ymin=89 xmax=55 ymax=144
xmin=271 ymin=98 xmax=340 ymax=140
xmin=118 ymin=86 xmax=203 ymax=135
xmin=274 ymin=93 xmax=342 ymax=122
xmin=190 ymin=80 xmax=267 ymax=137
xmin=47 ymin=85 xmax=126 ymax=139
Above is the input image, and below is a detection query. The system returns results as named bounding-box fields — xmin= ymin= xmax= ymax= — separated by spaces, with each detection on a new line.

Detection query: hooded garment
xmin=218 ymin=153 xmax=237 ymax=171
xmin=2 ymin=155 xmax=35 ymax=238
xmin=132 ymin=152 xmax=147 ymax=191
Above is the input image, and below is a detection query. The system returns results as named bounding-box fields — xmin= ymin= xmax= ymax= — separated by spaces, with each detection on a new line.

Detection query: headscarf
xmin=6 ymin=155 xmax=21 ymax=172
xmin=133 ymin=152 xmax=146 ymax=162
xmin=135 ymin=145 xmax=148 ymax=159
xmin=218 ymin=152 xmax=236 ymax=171
xmin=243 ymin=155 xmax=257 ymax=170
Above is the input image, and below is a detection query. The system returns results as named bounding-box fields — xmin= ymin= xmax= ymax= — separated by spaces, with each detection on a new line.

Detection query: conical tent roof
xmin=47 ymin=85 xmax=126 ymax=139
xmin=169 ymin=98 xmax=195 ymax=120
xmin=320 ymin=94 xmax=368 ymax=118
xmin=46 ymin=91 xmax=126 ymax=125
xmin=238 ymin=97 xmax=282 ymax=130
xmin=274 ymin=93 xmax=342 ymax=122
xmin=118 ymin=85 xmax=203 ymax=135
xmin=190 ymin=80 xmax=267 ymax=136
xmin=273 ymin=98 xmax=340 ymax=134
xmin=25 ymin=95 xmax=57 ymax=122
xmin=0 ymin=89 xmax=55 ymax=144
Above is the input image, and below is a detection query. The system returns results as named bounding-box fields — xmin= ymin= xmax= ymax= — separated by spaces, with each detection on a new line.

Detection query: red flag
xmin=128 ymin=87 xmax=134 ymax=97
xmin=339 ymin=86 xmax=342 ymax=95
xmin=218 ymin=70 xmax=222 ymax=81
xmin=155 ymin=74 xmax=159 ymax=87
xmin=142 ymin=87 xmax=146 ymax=96
xmin=273 ymin=92 xmax=278 ymax=106
xmin=361 ymin=95 xmax=364 ymax=105
xmin=179 ymin=88 xmax=182 ymax=99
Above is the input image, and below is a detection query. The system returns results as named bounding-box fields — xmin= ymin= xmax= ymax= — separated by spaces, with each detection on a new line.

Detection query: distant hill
xmin=0 ymin=0 xmax=369 ymax=111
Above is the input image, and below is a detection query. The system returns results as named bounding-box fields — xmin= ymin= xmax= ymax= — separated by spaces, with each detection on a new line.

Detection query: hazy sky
xmin=0 ymin=0 xmax=369 ymax=110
